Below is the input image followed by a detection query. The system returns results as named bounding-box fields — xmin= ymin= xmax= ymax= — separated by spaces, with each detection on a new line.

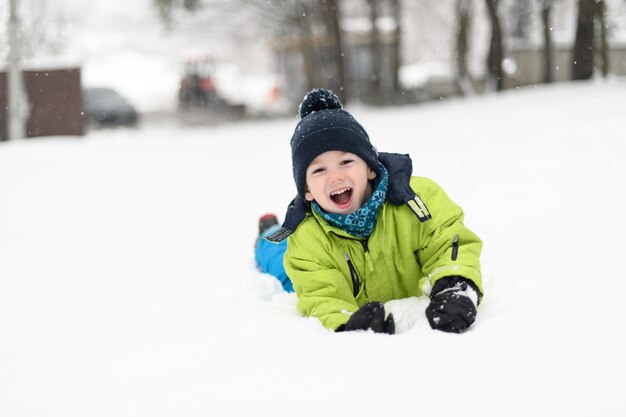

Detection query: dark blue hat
xmin=291 ymin=89 xmax=380 ymax=198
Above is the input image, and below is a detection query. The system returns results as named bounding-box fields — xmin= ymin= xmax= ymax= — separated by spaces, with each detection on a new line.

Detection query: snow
xmin=2 ymin=79 xmax=626 ymax=416
xmin=399 ymin=61 xmax=453 ymax=89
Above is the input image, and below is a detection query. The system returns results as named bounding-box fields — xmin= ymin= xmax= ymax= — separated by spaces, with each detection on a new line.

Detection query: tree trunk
xmin=8 ymin=0 xmax=28 ymax=140
xmin=455 ymin=0 xmax=475 ymax=95
xmin=596 ymin=0 xmax=609 ymax=77
xmin=390 ymin=0 xmax=401 ymax=92
xmin=321 ymin=0 xmax=347 ymax=102
xmin=368 ymin=0 xmax=382 ymax=97
xmin=541 ymin=1 xmax=554 ymax=83
xmin=298 ymin=12 xmax=318 ymax=92
xmin=485 ymin=0 xmax=504 ymax=91
xmin=572 ymin=0 xmax=595 ymax=80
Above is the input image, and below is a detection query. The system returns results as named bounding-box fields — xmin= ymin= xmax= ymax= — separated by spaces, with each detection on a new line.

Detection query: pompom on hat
xmin=290 ymin=89 xmax=380 ymax=198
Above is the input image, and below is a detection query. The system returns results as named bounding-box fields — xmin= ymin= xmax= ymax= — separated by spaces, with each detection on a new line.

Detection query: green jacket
xmin=281 ymin=155 xmax=483 ymax=331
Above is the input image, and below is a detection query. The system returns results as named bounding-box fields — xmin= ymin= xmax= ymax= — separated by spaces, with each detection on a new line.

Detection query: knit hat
xmin=291 ymin=89 xmax=380 ymax=198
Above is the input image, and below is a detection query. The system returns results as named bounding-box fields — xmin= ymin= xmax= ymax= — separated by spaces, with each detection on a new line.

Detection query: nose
xmin=328 ymin=168 xmax=344 ymax=183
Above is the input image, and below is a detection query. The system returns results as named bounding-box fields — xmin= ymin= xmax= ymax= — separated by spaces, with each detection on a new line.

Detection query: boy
xmin=256 ymin=89 xmax=483 ymax=334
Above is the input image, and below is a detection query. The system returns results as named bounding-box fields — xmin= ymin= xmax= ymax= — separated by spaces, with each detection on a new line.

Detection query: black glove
xmin=426 ymin=276 xmax=480 ymax=333
xmin=337 ymin=302 xmax=395 ymax=334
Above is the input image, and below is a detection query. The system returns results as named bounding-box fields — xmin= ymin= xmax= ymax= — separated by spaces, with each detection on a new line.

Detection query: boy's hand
xmin=338 ymin=302 xmax=395 ymax=334
xmin=426 ymin=276 xmax=479 ymax=333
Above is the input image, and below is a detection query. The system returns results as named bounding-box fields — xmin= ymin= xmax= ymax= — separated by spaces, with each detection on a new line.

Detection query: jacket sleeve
xmin=411 ymin=177 xmax=484 ymax=296
xmin=284 ymin=231 xmax=359 ymax=331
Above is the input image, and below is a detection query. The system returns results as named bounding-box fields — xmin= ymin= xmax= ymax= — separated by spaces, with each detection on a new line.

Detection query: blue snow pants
xmin=255 ymin=225 xmax=294 ymax=293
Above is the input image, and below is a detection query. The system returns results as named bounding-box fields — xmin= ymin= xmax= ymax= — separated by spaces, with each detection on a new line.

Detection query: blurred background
xmin=1 ymin=0 xmax=625 ymax=140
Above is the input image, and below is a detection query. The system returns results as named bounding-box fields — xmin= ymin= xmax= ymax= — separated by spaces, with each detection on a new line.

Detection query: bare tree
xmin=243 ymin=1 xmax=322 ymax=92
xmin=570 ymin=0 xmax=611 ymax=80
xmin=319 ymin=0 xmax=348 ymax=102
xmin=389 ymin=0 xmax=401 ymax=93
xmin=540 ymin=0 xmax=555 ymax=83
xmin=153 ymin=0 xmax=349 ymax=101
xmin=596 ymin=0 xmax=609 ymax=77
xmin=153 ymin=0 xmax=203 ymax=28
xmin=368 ymin=0 xmax=383 ymax=95
xmin=0 ymin=0 xmax=69 ymax=61
xmin=6 ymin=0 xmax=28 ymax=140
xmin=281 ymin=0 xmax=348 ymax=101
xmin=455 ymin=0 xmax=475 ymax=95
xmin=572 ymin=0 xmax=595 ymax=80
xmin=363 ymin=0 xmax=402 ymax=102
xmin=296 ymin=3 xmax=320 ymax=91
xmin=485 ymin=0 xmax=504 ymax=91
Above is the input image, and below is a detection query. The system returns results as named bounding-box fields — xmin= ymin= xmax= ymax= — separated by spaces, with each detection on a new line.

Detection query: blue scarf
xmin=312 ymin=164 xmax=388 ymax=238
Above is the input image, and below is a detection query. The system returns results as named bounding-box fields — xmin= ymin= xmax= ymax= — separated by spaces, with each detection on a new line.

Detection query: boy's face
xmin=304 ymin=151 xmax=377 ymax=215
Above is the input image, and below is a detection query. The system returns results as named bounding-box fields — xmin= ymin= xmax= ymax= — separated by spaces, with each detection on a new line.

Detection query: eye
xmin=311 ymin=167 xmax=325 ymax=175
xmin=341 ymin=159 xmax=354 ymax=165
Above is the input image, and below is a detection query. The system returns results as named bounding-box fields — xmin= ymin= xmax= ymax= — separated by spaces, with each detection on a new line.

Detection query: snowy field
xmin=1 ymin=80 xmax=625 ymax=416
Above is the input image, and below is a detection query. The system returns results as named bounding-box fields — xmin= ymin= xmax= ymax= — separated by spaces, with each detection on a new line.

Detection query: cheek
xmin=306 ymin=178 xmax=324 ymax=197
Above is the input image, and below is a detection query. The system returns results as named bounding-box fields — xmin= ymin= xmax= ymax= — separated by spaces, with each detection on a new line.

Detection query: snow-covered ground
xmin=1 ymin=80 xmax=625 ymax=416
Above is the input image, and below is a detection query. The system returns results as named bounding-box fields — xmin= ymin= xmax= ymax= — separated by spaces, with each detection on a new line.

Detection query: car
xmin=82 ymin=87 xmax=139 ymax=127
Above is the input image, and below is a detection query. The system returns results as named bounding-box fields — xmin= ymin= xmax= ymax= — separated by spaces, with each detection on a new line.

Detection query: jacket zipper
xmin=360 ymin=237 xmax=375 ymax=272
xmin=336 ymin=234 xmax=370 ymax=300
xmin=344 ymin=253 xmax=360 ymax=298
xmin=451 ymin=234 xmax=459 ymax=261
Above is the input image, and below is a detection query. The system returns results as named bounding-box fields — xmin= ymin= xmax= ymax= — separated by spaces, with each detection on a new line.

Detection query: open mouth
xmin=329 ymin=187 xmax=353 ymax=207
